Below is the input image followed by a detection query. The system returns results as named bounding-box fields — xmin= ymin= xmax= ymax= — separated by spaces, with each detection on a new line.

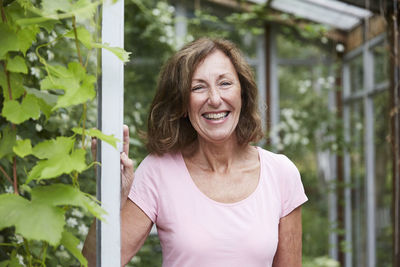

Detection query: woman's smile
xmin=188 ymin=50 xmax=242 ymax=144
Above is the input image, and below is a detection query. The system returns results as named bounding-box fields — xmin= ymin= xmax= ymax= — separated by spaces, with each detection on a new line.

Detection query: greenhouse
xmin=0 ymin=0 xmax=398 ymax=266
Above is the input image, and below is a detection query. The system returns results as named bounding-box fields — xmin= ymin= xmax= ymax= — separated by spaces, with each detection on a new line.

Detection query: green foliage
xmin=0 ymin=0 xmax=129 ymax=265
xmin=2 ymin=94 xmax=41 ymax=124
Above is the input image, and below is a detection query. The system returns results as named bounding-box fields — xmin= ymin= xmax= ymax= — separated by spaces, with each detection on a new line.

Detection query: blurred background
xmin=122 ymin=1 xmax=398 ymax=267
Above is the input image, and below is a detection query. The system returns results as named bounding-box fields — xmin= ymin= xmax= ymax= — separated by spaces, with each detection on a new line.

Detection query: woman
xmin=83 ymin=38 xmax=307 ymax=266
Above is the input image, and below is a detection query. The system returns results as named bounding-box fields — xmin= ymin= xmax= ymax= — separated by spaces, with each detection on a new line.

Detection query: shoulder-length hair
xmin=146 ymin=38 xmax=263 ymax=154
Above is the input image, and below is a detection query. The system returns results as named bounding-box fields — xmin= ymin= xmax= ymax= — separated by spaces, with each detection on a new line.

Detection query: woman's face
xmin=188 ymin=50 xmax=242 ymax=145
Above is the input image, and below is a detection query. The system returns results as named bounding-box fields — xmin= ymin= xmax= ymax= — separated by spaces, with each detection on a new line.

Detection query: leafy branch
xmin=0 ymin=0 xmax=129 ymax=265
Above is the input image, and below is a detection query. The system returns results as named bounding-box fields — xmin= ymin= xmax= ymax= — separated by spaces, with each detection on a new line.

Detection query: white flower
xmin=77 ymin=242 xmax=84 ymax=250
xmin=38 ymin=32 xmax=45 ymax=40
xmin=71 ymin=208 xmax=84 ymax=218
xmin=30 ymin=67 xmax=41 ymax=79
xmin=152 ymin=9 xmax=161 ymax=16
xmin=35 ymin=124 xmax=43 ymax=132
xmin=55 ymin=250 xmax=70 ymax=259
xmin=16 ymin=254 xmax=25 ymax=266
xmin=301 ymin=137 xmax=309 ymax=145
xmin=27 ymin=52 xmax=38 ymax=62
xmin=298 ymin=86 xmax=307 ymax=94
xmin=135 ymin=102 xmax=142 ymax=109
xmin=78 ymin=224 xmax=89 ymax=236
xmin=48 ymin=35 xmax=56 ymax=43
xmin=168 ymin=5 xmax=175 ymax=13
xmin=336 ymin=43 xmax=345 ymax=53
xmin=5 ymin=186 xmax=13 ymax=193
xmin=331 ymin=143 xmax=338 ymax=151
xmin=46 ymin=50 xmax=54 ymax=61
xmin=15 ymin=234 xmax=24 ymax=244
xmin=327 ymin=76 xmax=335 ymax=84
xmin=66 ymin=217 xmax=78 ymax=228
xmin=131 ymin=256 xmax=141 ymax=263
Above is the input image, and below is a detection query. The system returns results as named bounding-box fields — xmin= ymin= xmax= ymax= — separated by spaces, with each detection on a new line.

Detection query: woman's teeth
xmin=203 ymin=112 xmax=229 ymax=120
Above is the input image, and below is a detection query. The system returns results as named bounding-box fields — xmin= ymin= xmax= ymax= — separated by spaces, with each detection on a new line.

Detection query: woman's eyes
xmin=220 ymin=81 xmax=232 ymax=87
xmin=191 ymin=85 xmax=204 ymax=91
xmin=191 ymin=81 xmax=232 ymax=91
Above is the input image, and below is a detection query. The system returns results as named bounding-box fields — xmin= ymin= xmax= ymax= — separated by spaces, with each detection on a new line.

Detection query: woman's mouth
xmin=202 ymin=112 xmax=229 ymax=120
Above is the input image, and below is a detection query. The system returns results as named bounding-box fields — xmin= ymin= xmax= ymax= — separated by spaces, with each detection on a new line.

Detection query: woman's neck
xmin=185 ymin=136 xmax=248 ymax=174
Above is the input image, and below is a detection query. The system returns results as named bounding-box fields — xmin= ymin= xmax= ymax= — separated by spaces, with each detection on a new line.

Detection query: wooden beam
xmin=346 ymin=15 xmax=387 ymax=52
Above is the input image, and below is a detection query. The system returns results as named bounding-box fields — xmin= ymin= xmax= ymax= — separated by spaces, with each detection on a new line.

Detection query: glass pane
xmin=373 ymin=44 xmax=389 ymax=85
xmin=349 ymin=55 xmax=363 ymax=93
xmin=349 ymin=101 xmax=366 ymax=267
xmin=374 ymin=91 xmax=393 ymax=266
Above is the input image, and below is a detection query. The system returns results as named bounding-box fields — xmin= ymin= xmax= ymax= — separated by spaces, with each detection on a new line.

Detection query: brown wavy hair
xmin=146 ymin=38 xmax=263 ymax=154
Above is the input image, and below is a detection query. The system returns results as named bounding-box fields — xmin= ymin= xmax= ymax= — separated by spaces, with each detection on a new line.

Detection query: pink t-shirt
xmin=128 ymin=147 xmax=308 ymax=267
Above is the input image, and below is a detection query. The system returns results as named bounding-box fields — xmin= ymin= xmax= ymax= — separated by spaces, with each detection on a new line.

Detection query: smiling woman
xmin=146 ymin=38 xmax=263 ymax=154
xmin=83 ymin=38 xmax=308 ymax=267
xmin=188 ymin=50 xmax=242 ymax=144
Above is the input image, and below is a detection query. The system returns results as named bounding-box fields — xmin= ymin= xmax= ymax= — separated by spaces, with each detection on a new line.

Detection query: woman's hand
xmin=120 ymin=125 xmax=135 ymax=208
xmin=91 ymin=124 xmax=135 ymax=208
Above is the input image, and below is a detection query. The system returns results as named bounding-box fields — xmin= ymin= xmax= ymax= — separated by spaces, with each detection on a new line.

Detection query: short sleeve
xmin=278 ymin=155 xmax=308 ymax=218
xmin=128 ymin=156 xmax=159 ymax=223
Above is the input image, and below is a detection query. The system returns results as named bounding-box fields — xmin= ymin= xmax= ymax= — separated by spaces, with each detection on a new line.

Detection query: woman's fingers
xmin=123 ymin=125 xmax=129 ymax=155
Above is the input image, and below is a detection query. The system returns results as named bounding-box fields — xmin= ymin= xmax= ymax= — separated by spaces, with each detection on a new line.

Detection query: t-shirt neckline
xmin=178 ymin=146 xmax=264 ymax=207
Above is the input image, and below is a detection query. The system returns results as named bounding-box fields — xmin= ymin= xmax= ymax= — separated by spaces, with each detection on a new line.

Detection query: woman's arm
xmin=82 ymin=125 xmax=153 ymax=266
xmin=272 ymin=206 xmax=303 ymax=267
xmin=82 ymin=201 xmax=153 ymax=267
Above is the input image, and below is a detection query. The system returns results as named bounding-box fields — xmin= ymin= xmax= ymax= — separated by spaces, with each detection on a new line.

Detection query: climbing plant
xmin=0 ymin=0 xmax=129 ymax=266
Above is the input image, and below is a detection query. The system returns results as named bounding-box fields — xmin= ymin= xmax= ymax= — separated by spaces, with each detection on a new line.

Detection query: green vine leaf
xmin=72 ymin=127 xmax=119 ymax=148
xmin=60 ymin=230 xmax=88 ymax=267
xmin=13 ymin=139 xmax=33 ymax=158
xmin=32 ymin=136 xmax=74 ymax=159
xmin=27 ymin=137 xmax=89 ymax=182
xmin=0 ymin=69 xmax=26 ymax=101
xmin=2 ymin=94 xmax=41 ymax=124
xmin=16 ymin=0 xmax=100 ymax=25
xmin=64 ymin=26 xmax=93 ymax=49
xmin=28 ymin=150 xmax=87 ymax=183
xmin=93 ymin=43 xmax=131 ymax=63
xmin=0 ymin=23 xmax=19 ymax=57
xmin=31 ymin=184 xmax=105 ymax=220
xmin=40 ymin=62 xmax=96 ymax=109
xmin=0 ymin=194 xmax=65 ymax=246
xmin=25 ymin=87 xmax=58 ymax=119
xmin=17 ymin=25 xmax=40 ymax=55
xmin=6 ymin=55 xmax=28 ymax=74
xmin=0 ymin=126 xmax=16 ymax=160
xmin=41 ymin=0 xmax=73 ymax=14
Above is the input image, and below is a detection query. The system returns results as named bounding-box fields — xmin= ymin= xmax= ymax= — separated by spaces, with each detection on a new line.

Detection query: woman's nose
xmin=208 ymin=87 xmax=222 ymax=107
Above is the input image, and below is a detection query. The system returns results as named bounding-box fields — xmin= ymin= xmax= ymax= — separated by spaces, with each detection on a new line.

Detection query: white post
xmin=269 ymin=27 xmax=279 ymax=146
xmin=363 ymin=35 xmax=376 ymax=267
xmin=98 ymin=0 xmax=124 ymax=266
xmin=342 ymin=62 xmax=353 ymax=267
xmin=256 ymin=34 xmax=267 ymax=134
xmin=175 ymin=2 xmax=187 ymax=49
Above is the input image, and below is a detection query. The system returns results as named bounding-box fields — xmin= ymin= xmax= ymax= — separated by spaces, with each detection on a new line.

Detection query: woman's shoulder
xmin=136 ymin=151 xmax=182 ymax=174
xmin=140 ymin=151 xmax=180 ymax=164
xmin=256 ymin=147 xmax=299 ymax=175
